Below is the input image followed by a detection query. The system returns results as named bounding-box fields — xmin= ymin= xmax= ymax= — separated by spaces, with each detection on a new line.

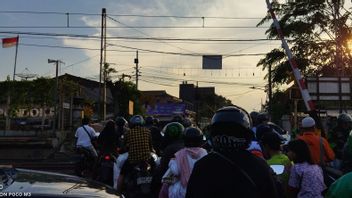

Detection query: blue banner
xmin=147 ymin=103 xmax=186 ymax=115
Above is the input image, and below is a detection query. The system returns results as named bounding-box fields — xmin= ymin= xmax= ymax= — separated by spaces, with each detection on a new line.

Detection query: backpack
xmin=123 ymin=159 xmax=155 ymax=198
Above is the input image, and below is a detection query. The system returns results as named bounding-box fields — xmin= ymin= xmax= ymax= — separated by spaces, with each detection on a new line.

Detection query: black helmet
xmin=257 ymin=112 xmax=269 ymax=123
xmin=182 ymin=118 xmax=192 ymax=128
xmin=172 ymin=115 xmax=183 ymax=123
xmin=115 ymin=116 xmax=127 ymax=127
xmin=184 ymin=127 xmax=204 ymax=147
xmin=162 ymin=122 xmax=185 ymax=140
xmin=337 ymin=113 xmax=352 ymax=124
xmin=129 ymin=115 xmax=145 ymax=126
xmin=249 ymin=111 xmax=259 ymax=126
xmin=145 ymin=116 xmax=154 ymax=125
xmin=153 ymin=118 xmax=160 ymax=125
xmin=210 ymin=106 xmax=252 ymax=150
xmin=255 ymin=124 xmax=272 ymax=141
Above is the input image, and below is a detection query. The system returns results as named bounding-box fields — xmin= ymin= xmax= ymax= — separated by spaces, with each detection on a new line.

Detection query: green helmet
xmin=162 ymin=122 xmax=185 ymax=140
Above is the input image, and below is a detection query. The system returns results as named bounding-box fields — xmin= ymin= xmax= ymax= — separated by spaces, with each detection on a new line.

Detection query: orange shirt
xmin=298 ymin=132 xmax=335 ymax=165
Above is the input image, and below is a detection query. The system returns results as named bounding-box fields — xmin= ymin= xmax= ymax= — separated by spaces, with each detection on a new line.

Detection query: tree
xmin=198 ymin=94 xmax=233 ymax=119
xmin=103 ymin=63 xmax=117 ymax=82
xmin=108 ymin=80 xmax=142 ymax=118
xmin=257 ymin=0 xmax=352 ymax=86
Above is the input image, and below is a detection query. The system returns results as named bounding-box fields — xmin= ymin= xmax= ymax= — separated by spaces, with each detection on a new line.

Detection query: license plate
xmin=136 ymin=176 xmax=152 ymax=185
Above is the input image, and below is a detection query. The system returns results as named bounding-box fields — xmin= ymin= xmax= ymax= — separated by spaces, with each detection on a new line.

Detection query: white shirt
xmin=75 ymin=125 xmax=98 ymax=147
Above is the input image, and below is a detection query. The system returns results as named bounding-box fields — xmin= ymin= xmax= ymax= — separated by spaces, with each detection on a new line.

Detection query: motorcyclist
xmin=182 ymin=118 xmax=192 ymax=128
xmin=116 ymin=115 xmax=155 ymax=197
xmin=75 ymin=117 xmax=99 ymax=158
xmin=186 ymin=106 xmax=279 ymax=198
xmin=342 ymin=130 xmax=352 ymax=173
xmin=115 ymin=116 xmax=129 ymax=152
xmin=249 ymin=111 xmax=260 ymax=134
xmin=97 ymin=120 xmax=119 ymax=155
xmin=329 ymin=113 xmax=352 ymax=169
xmin=298 ymin=116 xmax=335 ymax=165
xmin=97 ymin=120 xmax=119 ymax=186
xmin=160 ymin=127 xmax=207 ymax=198
xmin=151 ymin=122 xmax=185 ymax=197
xmin=75 ymin=117 xmax=99 ymax=177
xmin=145 ymin=116 xmax=163 ymax=156
xmin=115 ymin=116 xmax=128 ymax=137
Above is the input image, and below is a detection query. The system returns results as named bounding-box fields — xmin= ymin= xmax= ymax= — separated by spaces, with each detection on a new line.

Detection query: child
xmin=261 ymin=131 xmax=291 ymax=195
xmin=287 ymin=139 xmax=326 ymax=198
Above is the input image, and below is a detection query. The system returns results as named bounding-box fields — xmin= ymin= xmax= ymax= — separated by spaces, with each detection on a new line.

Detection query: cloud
xmin=60 ymin=0 xmax=269 ymax=110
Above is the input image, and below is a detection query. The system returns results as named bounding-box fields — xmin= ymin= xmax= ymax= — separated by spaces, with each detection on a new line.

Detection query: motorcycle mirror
xmin=270 ymin=165 xmax=284 ymax=175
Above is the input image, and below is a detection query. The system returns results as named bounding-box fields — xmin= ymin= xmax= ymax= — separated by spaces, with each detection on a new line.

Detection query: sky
xmin=0 ymin=0 xmax=295 ymax=112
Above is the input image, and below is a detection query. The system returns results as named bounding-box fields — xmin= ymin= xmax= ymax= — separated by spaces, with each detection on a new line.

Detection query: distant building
xmin=179 ymin=82 xmax=215 ymax=106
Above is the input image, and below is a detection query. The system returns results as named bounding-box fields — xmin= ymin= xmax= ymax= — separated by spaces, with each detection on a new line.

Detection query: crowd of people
xmin=74 ymin=105 xmax=352 ymax=198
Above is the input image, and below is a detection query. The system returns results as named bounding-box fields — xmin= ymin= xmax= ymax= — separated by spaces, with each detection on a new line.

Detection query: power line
xmin=19 ymin=42 xmax=269 ymax=57
xmin=0 ymin=25 xmax=269 ymax=29
xmin=140 ymin=74 xmax=262 ymax=86
xmin=0 ymin=10 xmax=263 ymax=19
xmin=107 ymin=15 xmax=198 ymax=54
xmin=7 ymin=34 xmax=276 ymax=45
xmin=0 ymin=31 xmax=279 ymax=42
xmin=0 ymin=10 xmax=99 ymax=16
xmin=139 ymin=79 xmax=177 ymax=87
xmin=109 ymin=43 xmax=267 ymax=57
xmin=140 ymin=67 xmax=264 ymax=79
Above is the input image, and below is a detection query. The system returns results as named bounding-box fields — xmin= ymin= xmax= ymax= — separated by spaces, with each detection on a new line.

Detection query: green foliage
xmin=257 ymin=0 xmax=352 ymax=86
xmin=198 ymin=94 xmax=233 ymax=119
xmin=109 ymin=80 xmax=142 ymax=117
xmin=0 ymin=77 xmax=79 ymax=118
xmin=269 ymin=90 xmax=291 ymax=124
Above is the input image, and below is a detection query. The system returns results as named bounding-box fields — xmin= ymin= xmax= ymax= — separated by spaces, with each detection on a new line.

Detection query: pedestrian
xmin=287 ymin=139 xmax=326 ymax=198
xmin=186 ymin=106 xmax=279 ymax=198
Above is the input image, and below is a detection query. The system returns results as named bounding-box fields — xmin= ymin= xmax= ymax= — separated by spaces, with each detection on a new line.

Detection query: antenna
xmin=16 ymin=68 xmax=37 ymax=80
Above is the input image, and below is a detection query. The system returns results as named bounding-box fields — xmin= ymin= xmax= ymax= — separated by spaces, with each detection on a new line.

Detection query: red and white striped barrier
xmin=265 ymin=0 xmax=315 ymax=111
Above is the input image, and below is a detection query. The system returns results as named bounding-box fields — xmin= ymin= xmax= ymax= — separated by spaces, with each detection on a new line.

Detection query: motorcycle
xmin=97 ymin=152 xmax=118 ymax=186
xmin=75 ymin=147 xmax=97 ymax=179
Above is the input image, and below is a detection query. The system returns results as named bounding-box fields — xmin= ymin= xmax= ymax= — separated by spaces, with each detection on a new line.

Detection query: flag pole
xmin=12 ymin=35 xmax=19 ymax=81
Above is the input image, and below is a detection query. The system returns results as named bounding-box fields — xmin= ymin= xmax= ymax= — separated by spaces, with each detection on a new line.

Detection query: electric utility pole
xmin=99 ymin=8 xmax=106 ymax=120
xmin=134 ymin=50 xmax=139 ymax=89
xmin=48 ymin=59 xmax=64 ymax=133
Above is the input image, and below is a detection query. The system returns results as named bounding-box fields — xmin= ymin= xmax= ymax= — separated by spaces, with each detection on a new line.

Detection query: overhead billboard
xmin=202 ymin=55 xmax=222 ymax=69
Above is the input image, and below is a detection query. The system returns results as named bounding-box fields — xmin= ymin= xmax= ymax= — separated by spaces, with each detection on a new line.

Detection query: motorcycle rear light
xmin=104 ymin=155 xmax=110 ymax=160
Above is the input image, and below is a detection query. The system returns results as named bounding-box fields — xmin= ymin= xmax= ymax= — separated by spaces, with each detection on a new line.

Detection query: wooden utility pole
xmin=99 ymin=8 xmax=106 ymax=120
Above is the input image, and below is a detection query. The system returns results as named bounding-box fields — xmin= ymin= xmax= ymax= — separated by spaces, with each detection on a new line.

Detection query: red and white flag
xmin=2 ymin=36 xmax=19 ymax=48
